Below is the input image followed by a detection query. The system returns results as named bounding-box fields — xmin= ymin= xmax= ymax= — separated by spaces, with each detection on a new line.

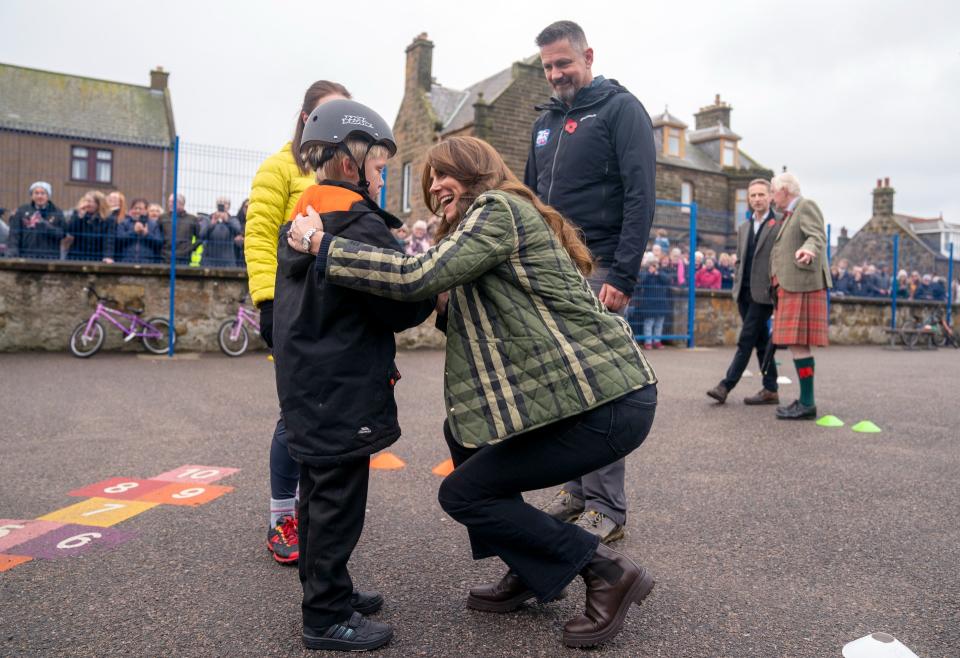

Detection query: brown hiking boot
xmin=706 ymin=383 xmax=729 ymax=404
xmin=744 ymin=388 xmax=779 ymax=405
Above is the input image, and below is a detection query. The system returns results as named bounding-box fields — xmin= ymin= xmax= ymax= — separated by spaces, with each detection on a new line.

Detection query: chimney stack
xmin=405 ymin=33 xmax=434 ymax=94
xmin=694 ymin=93 xmax=732 ymax=129
xmin=150 ymin=66 xmax=169 ymax=91
xmin=872 ymin=177 xmax=895 ymax=217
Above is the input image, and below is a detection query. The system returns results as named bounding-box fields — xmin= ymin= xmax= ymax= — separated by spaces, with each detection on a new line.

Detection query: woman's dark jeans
xmin=438 ymin=384 xmax=657 ymax=602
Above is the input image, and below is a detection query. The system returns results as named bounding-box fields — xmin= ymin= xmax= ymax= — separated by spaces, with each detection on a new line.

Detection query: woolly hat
xmin=29 ymin=181 xmax=52 ymax=197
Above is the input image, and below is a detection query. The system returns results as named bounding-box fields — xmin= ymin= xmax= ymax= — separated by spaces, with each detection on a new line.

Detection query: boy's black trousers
xmin=297 ymin=455 xmax=370 ymax=630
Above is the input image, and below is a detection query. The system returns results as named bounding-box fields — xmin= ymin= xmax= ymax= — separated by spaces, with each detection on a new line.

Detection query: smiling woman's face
xmin=428 ymin=168 xmax=468 ymax=223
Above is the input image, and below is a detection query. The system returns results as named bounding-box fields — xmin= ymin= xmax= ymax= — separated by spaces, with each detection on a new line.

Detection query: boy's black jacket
xmin=273 ymin=181 xmax=436 ymax=465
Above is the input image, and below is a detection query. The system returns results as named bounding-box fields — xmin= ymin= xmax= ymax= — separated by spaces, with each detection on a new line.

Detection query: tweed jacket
xmin=731 ymin=208 xmax=781 ymax=305
xmin=770 ymin=198 xmax=833 ymax=293
xmin=316 ymin=190 xmax=657 ymax=448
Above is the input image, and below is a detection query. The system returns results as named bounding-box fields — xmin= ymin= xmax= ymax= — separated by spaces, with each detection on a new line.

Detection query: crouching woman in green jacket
xmin=287 ymin=136 xmax=658 ymax=649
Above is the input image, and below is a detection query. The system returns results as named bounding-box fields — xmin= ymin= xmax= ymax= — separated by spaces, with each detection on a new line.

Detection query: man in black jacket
xmin=525 ymin=20 xmax=656 ymax=544
xmin=707 ymin=179 xmax=781 ymax=405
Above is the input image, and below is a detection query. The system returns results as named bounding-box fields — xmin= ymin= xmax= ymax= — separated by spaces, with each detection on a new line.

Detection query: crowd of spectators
xmin=391 ymin=216 xmax=440 ymax=256
xmin=1 ymin=181 xmax=249 ymax=268
xmin=830 ymin=258 xmax=953 ymax=302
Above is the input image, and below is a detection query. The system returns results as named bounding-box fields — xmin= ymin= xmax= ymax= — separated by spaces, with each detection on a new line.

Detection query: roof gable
xmin=0 ymin=63 xmax=173 ymax=147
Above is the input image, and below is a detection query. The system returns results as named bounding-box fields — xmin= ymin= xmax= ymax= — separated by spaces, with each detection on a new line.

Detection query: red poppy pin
xmin=564 ymin=119 xmax=578 ymax=134
xmin=767 ymin=219 xmax=776 ymax=227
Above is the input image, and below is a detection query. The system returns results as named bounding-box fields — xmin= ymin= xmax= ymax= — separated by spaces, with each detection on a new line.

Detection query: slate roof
xmin=0 ymin=63 xmax=173 ymax=147
xmin=651 ymin=108 xmax=687 ymax=128
xmin=688 ymin=123 xmax=742 ymax=144
xmin=428 ymin=54 xmax=539 ymax=134
xmin=653 ymin=111 xmax=764 ymax=174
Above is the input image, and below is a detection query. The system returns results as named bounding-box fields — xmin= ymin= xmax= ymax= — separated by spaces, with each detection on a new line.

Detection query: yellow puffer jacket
xmin=245 ymin=142 xmax=314 ymax=306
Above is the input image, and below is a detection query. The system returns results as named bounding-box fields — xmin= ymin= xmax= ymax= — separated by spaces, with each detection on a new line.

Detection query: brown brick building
xmin=0 ymin=63 xmax=175 ymax=216
xmin=387 ymin=35 xmax=771 ymax=253
xmin=387 ymin=33 xmax=551 ymax=222
xmin=650 ymin=95 xmax=773 ymax=251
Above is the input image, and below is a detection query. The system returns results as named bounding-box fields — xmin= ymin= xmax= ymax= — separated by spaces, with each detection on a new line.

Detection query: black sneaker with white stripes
xmin=302 ymin=611 xmax=393 ymax=652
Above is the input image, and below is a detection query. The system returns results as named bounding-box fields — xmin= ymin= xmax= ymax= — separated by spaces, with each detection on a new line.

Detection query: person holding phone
xmin=200 ymin=196 xmax=242 ymax=267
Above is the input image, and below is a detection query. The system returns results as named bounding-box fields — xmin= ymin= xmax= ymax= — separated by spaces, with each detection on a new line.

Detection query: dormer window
xmin=667 ymin=128 xmax=682 ymax=157
xmin=721 ymin=139 xmax=738 ymax=167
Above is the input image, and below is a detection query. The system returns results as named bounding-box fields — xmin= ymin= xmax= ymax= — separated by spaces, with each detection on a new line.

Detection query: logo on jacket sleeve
xmin=535 ymin=129 xmax=551 ymax=147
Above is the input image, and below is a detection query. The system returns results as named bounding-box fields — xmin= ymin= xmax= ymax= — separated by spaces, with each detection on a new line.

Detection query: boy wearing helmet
xmin=273 ymin=99 xmax=435 ymax=651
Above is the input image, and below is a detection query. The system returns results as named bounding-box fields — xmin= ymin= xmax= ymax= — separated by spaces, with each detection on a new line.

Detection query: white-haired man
xmin=768 ymin=173 xmax=833 ymax=419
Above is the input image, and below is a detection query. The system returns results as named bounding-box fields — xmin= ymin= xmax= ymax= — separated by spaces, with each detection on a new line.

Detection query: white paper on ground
xmin=842 ymin=633 xmax=919 ymax=658
xmin=777 ymin=376 xmax=792 ymax=385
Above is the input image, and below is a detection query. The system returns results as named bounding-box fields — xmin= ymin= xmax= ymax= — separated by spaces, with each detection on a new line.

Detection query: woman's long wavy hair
xmin=420 ymin=136 xmax=593 ymax=275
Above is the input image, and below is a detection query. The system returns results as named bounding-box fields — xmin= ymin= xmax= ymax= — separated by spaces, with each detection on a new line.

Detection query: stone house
xmin=386 ymin=33 xmax=553 ymax=222
xmin=650 ymin=95 xmax=773 ymax=252
xmin=387 ymin=34 xmax=770 ymax=254
xmin=0 ymin=63 xmax=175 ymax=216
xmin=833 ymin=178 xmax=959 ymax=277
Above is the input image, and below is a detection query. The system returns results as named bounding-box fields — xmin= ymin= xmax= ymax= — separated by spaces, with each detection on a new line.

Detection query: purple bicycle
xmin=69 ymin=285 xmax=174 ymax=358
xmin=217 ymin=293 xmax=261 ymax=357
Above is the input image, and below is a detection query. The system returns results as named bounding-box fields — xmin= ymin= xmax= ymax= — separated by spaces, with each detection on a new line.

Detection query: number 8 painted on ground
xmin=104 ymin=482 xmax=139 ymax=494
xmin=57 ymin=532 xmax=102 ymax=549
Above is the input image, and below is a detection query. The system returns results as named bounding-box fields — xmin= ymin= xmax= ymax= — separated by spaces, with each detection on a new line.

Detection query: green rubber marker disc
xmin=816 ymin=415 xmax=844 ymax=427
xmin=851 ymin=420 xmax=882 ymax=433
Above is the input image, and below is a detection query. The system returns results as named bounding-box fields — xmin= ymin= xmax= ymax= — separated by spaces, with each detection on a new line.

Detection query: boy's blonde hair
xmin=301 ymin=138 xmax=392 ymax=183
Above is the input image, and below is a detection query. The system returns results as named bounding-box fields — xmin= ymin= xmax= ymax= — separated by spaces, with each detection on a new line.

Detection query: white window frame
xmin=735 ymin=188 xmax=749 ymax=224
xmin=721 ymin=140 xmax=737 ymax=167
xmin=680 ymin=181 xmax=693 ymax=214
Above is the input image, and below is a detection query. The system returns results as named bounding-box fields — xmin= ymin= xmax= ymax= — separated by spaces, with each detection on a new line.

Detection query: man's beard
xmin=553 ymin=80 xmax=577 ymax=104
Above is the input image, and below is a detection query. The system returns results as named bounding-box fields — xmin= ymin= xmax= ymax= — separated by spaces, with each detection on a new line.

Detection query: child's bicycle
xmin=218 ymin=294 xmax=261 ymax=357
xmin=900 ymin=307 xmax=959 ymax=348
xmin=69 ymin=286 xmax=174 ymax=358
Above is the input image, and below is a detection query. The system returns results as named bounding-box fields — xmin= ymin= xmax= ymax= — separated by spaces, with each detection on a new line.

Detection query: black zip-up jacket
xmin=273 ymin=182 xmax=436 ymax=466
xmin=524 ymin=77 xmax=656 ymax=294
xmin=7 ymin=201 xmax=66 ymax=259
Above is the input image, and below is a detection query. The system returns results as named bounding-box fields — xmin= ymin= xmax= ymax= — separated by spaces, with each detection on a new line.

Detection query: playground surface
xmin=1 ymin=346 xmax=957 ymax=657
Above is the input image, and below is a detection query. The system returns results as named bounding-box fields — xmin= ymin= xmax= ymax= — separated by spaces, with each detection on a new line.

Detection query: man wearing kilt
xmin=769 ymin=173 xmax=833 ymax=419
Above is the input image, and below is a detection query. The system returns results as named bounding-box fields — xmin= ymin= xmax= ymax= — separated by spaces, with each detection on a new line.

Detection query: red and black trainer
xmin=267 ymin=514 xmax=299 ymax=564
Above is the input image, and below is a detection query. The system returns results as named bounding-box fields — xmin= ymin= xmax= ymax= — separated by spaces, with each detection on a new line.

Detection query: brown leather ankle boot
xmin=467 ymin=571 xmax=537 ymax=613
xmin=562 ymin=543 xmax=655 ymax=647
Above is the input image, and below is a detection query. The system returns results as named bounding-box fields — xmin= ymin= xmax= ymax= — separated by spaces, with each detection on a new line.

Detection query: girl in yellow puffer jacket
xmin=244 ymin=80 xmax=350 ymax=564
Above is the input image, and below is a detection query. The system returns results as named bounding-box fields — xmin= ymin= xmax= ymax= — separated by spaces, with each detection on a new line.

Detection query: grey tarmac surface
xmin=1 ymin=346 xmax=957 ymax=657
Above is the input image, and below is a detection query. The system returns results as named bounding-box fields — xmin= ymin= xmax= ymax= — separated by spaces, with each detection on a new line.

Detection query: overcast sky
xmin=2 ymin=0 xmax=958 ymax=236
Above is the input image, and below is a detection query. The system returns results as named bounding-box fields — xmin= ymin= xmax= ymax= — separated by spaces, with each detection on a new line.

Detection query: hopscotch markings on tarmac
xmin=0 ymin=464 xmax=239 ymax=573
xmin=9 ymin=524 xmax=135 ymax=560
xmin=68 ymin=477 xmax=170 ymax=501
xmin=137 ymin=483 xmax=234 ymax=507
xmin=151 ymin=465 xmax=241 ymax=484
xmin=39 ymin=498 xmax=158 ymax=527
xmin=0 ymin=554 xmax=32 ymax=571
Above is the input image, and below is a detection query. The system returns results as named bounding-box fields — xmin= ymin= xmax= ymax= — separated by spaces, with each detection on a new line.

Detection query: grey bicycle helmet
xmin=300 ymin=99 xmax=396 ymax=154
xmin=300 ymin=99 xmax=396 ymax=193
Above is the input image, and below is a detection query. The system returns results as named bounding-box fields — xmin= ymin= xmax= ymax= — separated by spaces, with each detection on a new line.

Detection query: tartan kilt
xmin=772 ymin=288 xmax=829 ymax=346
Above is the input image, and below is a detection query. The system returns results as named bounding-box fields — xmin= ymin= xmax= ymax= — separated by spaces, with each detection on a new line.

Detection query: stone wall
xmin=687 ymin=289 xmax=959 ymax=346
xmin=0 ymin=260 xmax=445 ymax=353
xmin=2 ymin=260 xmax=955 ymax=352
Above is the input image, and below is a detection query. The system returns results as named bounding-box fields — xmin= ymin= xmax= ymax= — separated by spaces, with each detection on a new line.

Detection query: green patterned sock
xmin=794 ymin=357 xmax=815 ymax=407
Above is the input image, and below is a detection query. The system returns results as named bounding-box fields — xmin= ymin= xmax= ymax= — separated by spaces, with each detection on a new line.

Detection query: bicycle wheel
xmin=142 ymin=317 xmax=175 ymax=354
xmin=218 ymin=319 xmax=249 ymax=357
xmin=900 ymin=321 xmax=920 ymax=347
xmin=932 ymin=330 xmax=948 ymax=348
xmin=69 ymin=320 xmax=105 ymax=358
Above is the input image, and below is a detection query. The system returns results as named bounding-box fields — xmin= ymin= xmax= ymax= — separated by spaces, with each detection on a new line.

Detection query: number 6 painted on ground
xmin=57 ymin=532 xmax=102 ymax=549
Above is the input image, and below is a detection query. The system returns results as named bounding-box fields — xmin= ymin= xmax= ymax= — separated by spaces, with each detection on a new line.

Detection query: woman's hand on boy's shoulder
xmin=287 ymin=205 xmax=325 ymax=255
